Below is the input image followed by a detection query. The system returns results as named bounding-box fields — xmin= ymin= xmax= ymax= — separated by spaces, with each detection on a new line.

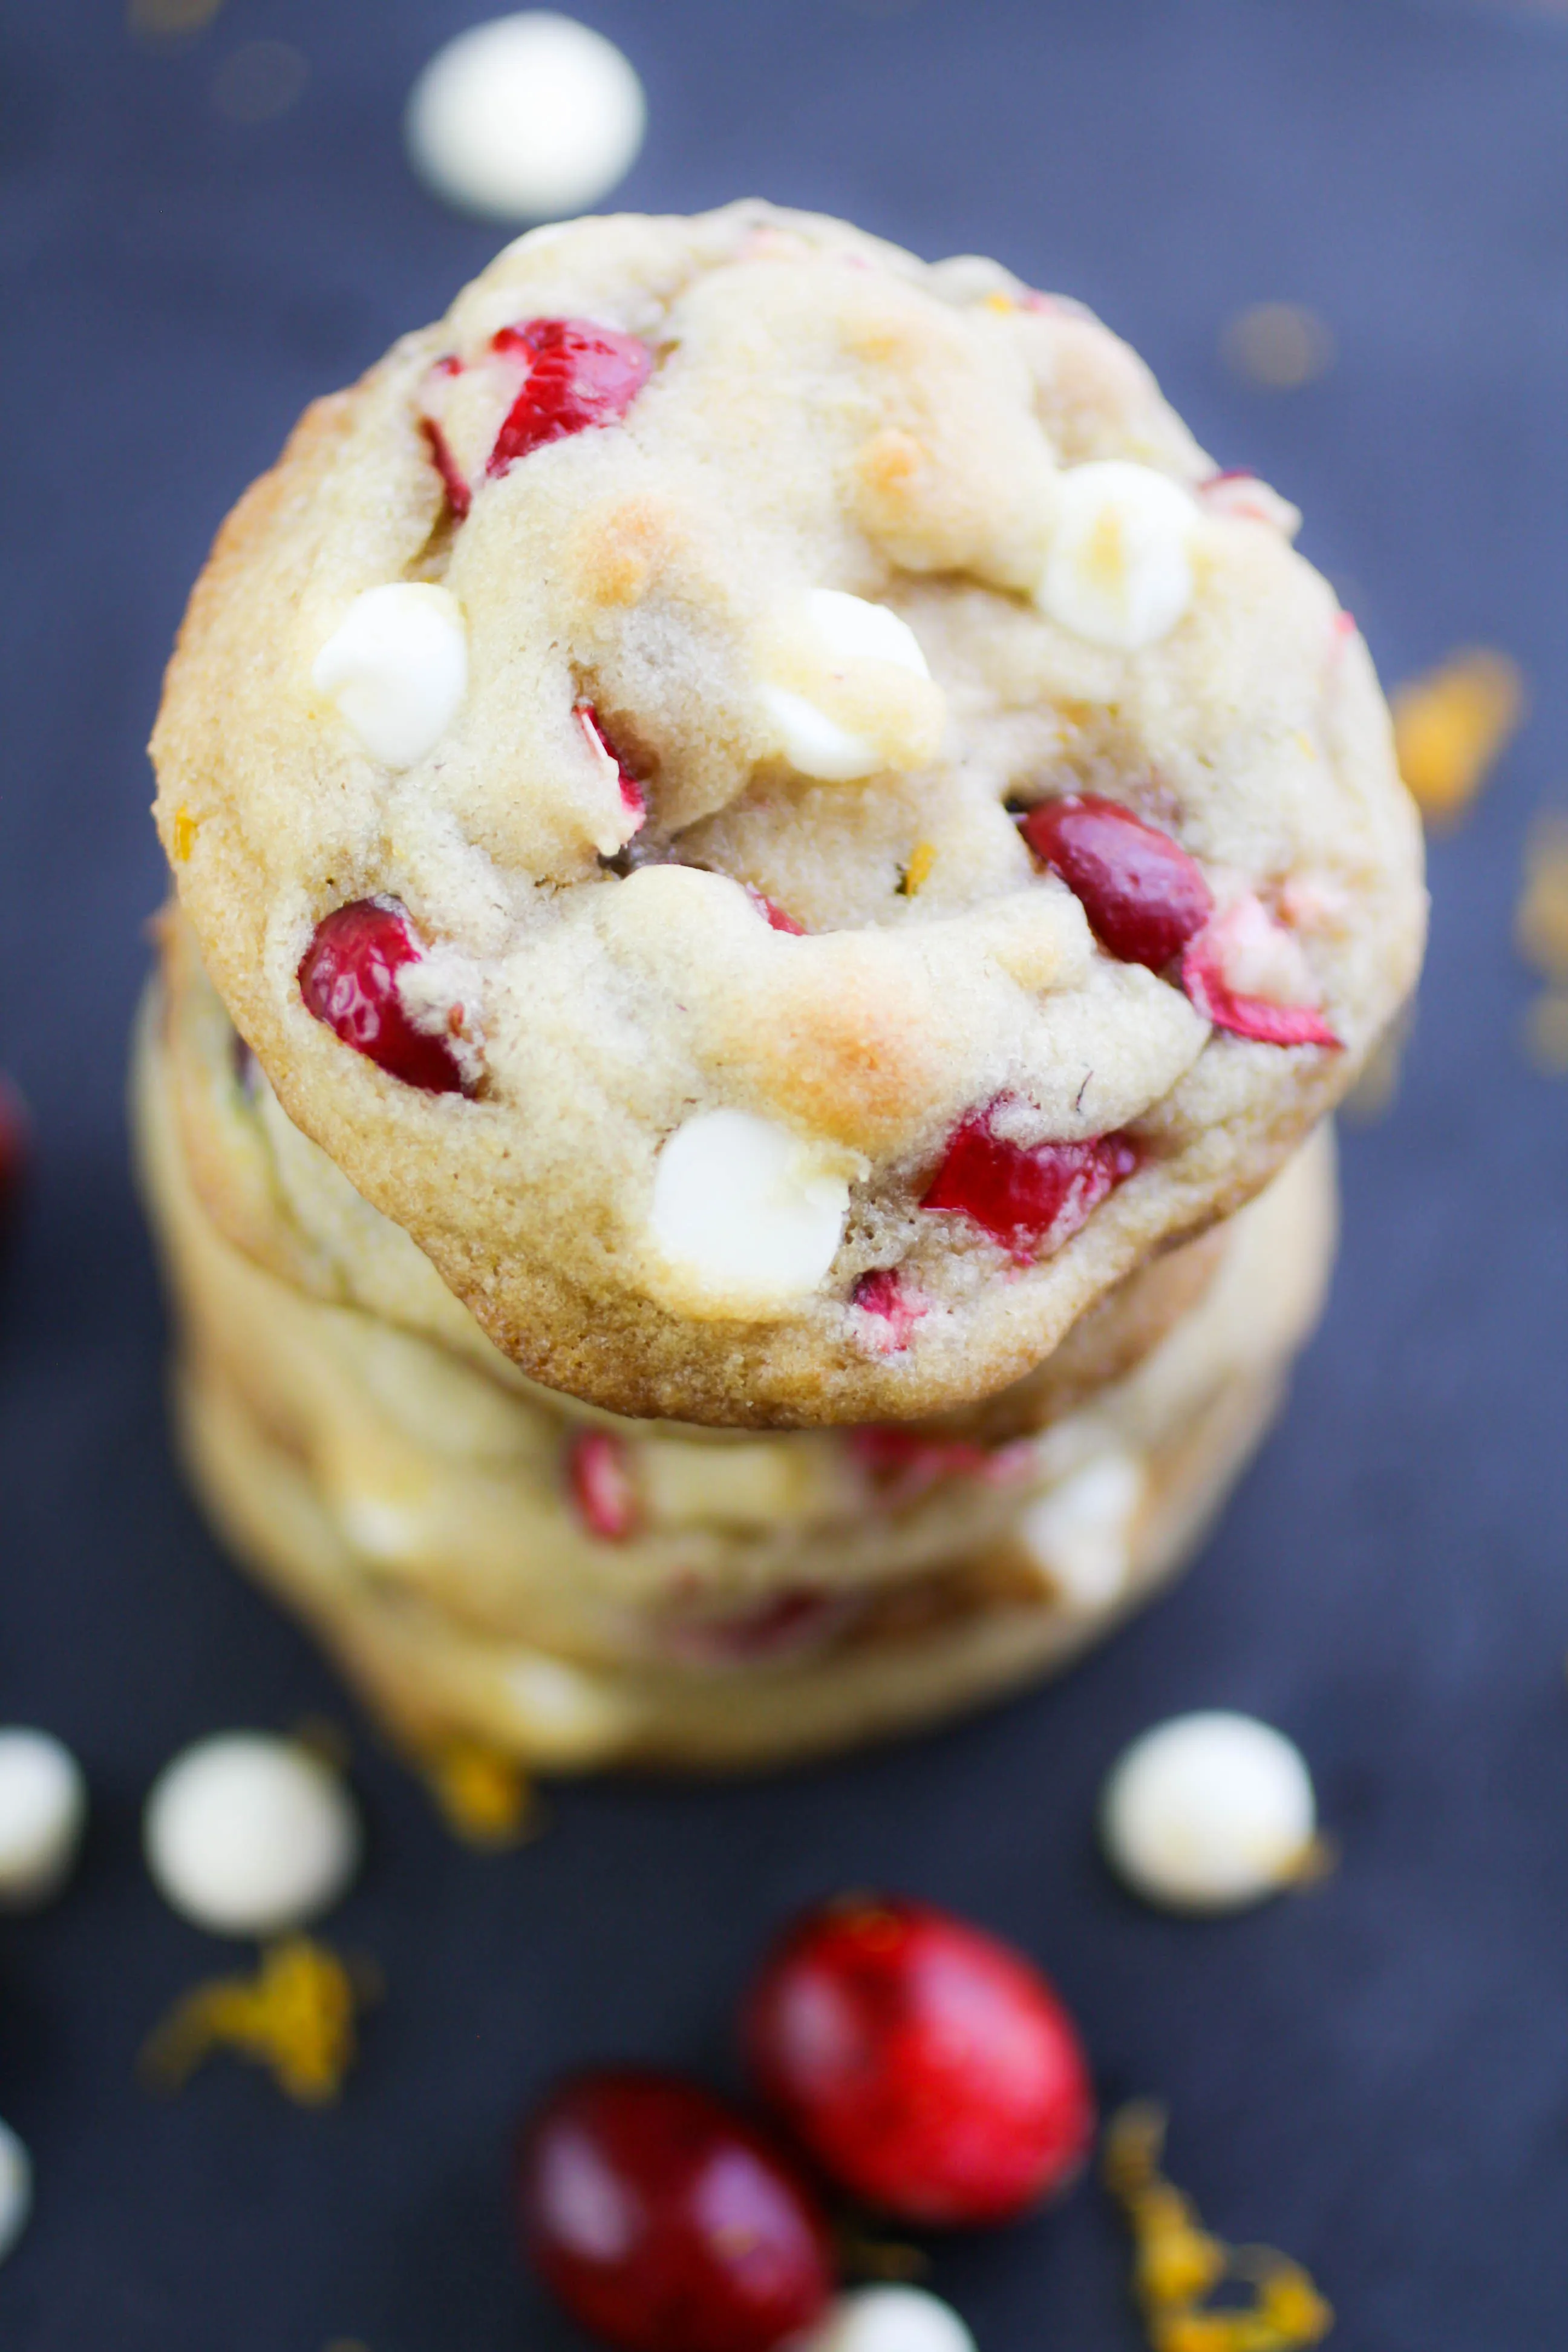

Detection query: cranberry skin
xmin=567 ymin=1429 xmax=639 ymax=1542
xmin=489 ymin=318 xmax=653 ymax=475
xmin=519 ymin=2070 xmax=833 ymax=2352
xmin=923 ymin=1100 xmax=1138 ymax=1261
xmin=745 ymin=1896 xmax=1095 ymax=2227
xmin=1021 ymin=794 xmax=1212 ymax=970
xmin=298 ymin=898 xmax=468 ymax=1094
xmin=849 ymin=1267 xmax=924 ymax=1353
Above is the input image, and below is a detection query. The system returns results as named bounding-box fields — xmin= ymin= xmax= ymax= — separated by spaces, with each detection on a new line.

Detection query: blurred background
xmin=2 ymin=1 xmax=1567 ymax=2345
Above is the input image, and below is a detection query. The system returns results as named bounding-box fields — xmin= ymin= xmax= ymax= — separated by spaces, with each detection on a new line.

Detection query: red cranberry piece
xmin=1020 ymin=794 xmax=1212 ymax=970
xmin=420 ymin=416 xmax=472 ymax=520
xmin=744 ymin=885 xmax=806 ymax=936
xmin=489 ymin=318 xmax=653 ymax=477
xmin=847 ymin=1427 xmax=988 ymax=1505
xmin=1181 ymin=912 xmax=1342 ymax=1050
xmin=849 ymin=1268 xmax=924 ymax=1353
xmin=922 ymin=1100 xmax=1138 ymax=1261
xmin=661 ymin=1590 xmax=854 ymax=1668
xmin=518 ymin=2069 xmax=833 ymax=2352
xmin=567 ymin=1430 xmax=639 ymax=1542
xmin=744 ymin=1895 xmax=1095 ymax=2227
xmin=577 ymin=704 xmax=647 ymax=829
xmin=0 ymin=1076 xmax=30 ymax=1235
xmin=298 ymin=898 xmax=468 ymax=1094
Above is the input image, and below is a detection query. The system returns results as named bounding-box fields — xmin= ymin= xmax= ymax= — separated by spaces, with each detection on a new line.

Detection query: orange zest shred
xmin=424 ymin=1741 xmax=538 ymax=1847
xmin=1514 ymin=814 xmax=1568 ymax=1076
xmin=1391 ymin=649 xmax=1524 ymax=826
xmin=1104 ymin=2103 xmax=1333 ymax=2352
xmin=171 ymin=805 xmax=200 ymax=863
xmin=901 ymin=841 xmax=937 ymax=897
xmin=140 ymin=1937 xmax=367 ymax=2105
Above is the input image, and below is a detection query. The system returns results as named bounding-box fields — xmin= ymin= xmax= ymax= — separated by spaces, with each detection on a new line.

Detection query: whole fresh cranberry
xmin=489 ymin=318 xmax=653 ymax=477
xmin=1020 ymin=794 xmax=1212 ymax=970
xmin=744 ymin=1895 xmax=1094 ymax=2227
xmin=297 ymin=898 xmax=469 ymax=1094
xmin=922 ymin=1099 xmax=1137 ymax=1260
xmin=518 ymin=2069 xmax=833 ymax=2352
xmin=0 ymin=1076 xmax=30 ymax=1234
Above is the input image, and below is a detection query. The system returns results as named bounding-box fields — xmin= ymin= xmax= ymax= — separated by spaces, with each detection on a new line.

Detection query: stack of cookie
xmin=136 ymin=203 xmax=1424 ymax=1772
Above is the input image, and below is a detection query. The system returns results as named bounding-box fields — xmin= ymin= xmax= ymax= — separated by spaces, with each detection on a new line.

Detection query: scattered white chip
xmin=143 ymin=1734 xmax=361 ymax=1938
xmin=312 ymin=584 xmax=467 ymax=769
xmin=0 ymin=2120 xmax=31 ymax=2268
xmin=1038 ymin=460 xmax=1197 ymax=650
xmin=763 ymin=589 xmax=940 ymax=782
xmin=1019 ymin=1451 xmax=1144 ymax=1612
xmin=803 ymin=2287 xmax=978 ymax=2352
xmin=0 ymin=1730 xmax=87 ymax=1910
xmin=1102 ymin=1710 xmax=1316 ymax=1913
xmin=406 ymin=13 xmax=645 ymax=223
xmin=646 ymin=1109 xmax=861 ymax=1318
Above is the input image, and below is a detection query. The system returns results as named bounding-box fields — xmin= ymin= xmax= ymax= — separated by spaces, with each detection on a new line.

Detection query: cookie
xmin=137 ymin=991 xmax=1335 ymax=1753
xmin=154 ymin=909 xmax=1232 ymax=1443
xmin=151 ymin=200 xmax=1421 ymax=1425
xmin=175 ymin=1347 xmax=1296 ymax=1772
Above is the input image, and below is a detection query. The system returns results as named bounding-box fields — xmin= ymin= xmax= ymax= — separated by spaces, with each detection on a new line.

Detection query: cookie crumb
xmin=425 ymin=1742 xmax=538 ymax=1847
xmin=1392 ymin=649 xmax=1524 ymax=826
xmin=1104 ymin=2102 xmax=1333 ymax=2350
xmin=1220 ymin=303 xmax=1334 ymax=390
xmin=140 ymin=1936 xmax=367 ymax=2104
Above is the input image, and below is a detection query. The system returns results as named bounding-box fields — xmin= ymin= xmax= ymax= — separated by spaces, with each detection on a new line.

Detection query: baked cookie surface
xmin=152 ymin=200 xmax=1423 ymax=1425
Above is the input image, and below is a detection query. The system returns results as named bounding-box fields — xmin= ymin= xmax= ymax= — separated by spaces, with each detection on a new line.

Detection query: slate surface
xmin=1 ymin=1 xmax=1566 ymax=2344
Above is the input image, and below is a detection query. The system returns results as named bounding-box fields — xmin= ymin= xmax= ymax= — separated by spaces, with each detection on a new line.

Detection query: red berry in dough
xmin=567 ymin=1430 xmax=638 ymax=1541
xmin=922 ymin=1100 xmax=1137 ymax=1260
xmin=518 ymin=2069 xmax=833 ymax=2352
xmin=489 ymin=318 xmax=653 ymax=475
xmin=745 ymin=885 xmax=806 ymax=936
xmin=744 ymin=1895 xmax=1095 ymax=2226
xmin=849 ymin=1267 xmax=925 ymax=1352
xmin=1182 ymin=903 xmax=1342 ymax=1048
xmin=298 ymin=898 xmax=469 ymax=1094
xmin=577 ymin=704 xmax=647 ymax=829
xmin=1021 ymin=794 xmax=1212 ymax=970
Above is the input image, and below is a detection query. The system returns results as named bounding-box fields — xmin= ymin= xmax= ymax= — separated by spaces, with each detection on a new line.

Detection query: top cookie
xmin=151 ymin=200 xmax=1423 ymax=1426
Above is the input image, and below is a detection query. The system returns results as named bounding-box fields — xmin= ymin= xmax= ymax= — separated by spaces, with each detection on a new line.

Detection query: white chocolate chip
xmin=645 ymin=1109 xmax=862 ymax=1319
xmin=1038 ymin=461 xmax=1197 ymax=650
xmin=762 ymin=589 xmax=943 ymax=782
xmin=1102 ymin=1710 xmax=1317 ymax=1912
xmin=802 ymin=2288 xmax=978 ymax=2352
xmin=0 ymin=2120 xmax=31 ymax=2269
xmin=312 ymin=584 xmax=467 ymax=768
xmin=143 ymin=1734 xmax=361 ymax=1938
xmin=405 ymin=13 xmax=645 ymax=223
xmin=1019 ymin=1451 xmax=1144 ymax=1611
xmin=0 ymin=1729 xmax=87 ymax=1910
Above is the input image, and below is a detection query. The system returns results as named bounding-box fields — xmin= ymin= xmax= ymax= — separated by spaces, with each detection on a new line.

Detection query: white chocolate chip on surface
xmin=762 ymin=589 xmax=944 ymax=782
xmin=143 ymin=1733 xmax=361 ymax=1938
xmin=1102 ymin=1710 xmax=1317 ymax=1912
xmin=1038 ymin=460 xmax=1197 ymax=650
xmin=312 ymin=584 xmax=468 ymax=769
xmin=0 ymin=2120 xmax=31 ymax=2269
xmin=1019 ymin=1451 xmax=1144 ymax=1611
xmin=803 ymin=2288 xmax=978 ymax=2352
xmin=405 ymin=13 xmax=645 ymax=223
xmin=645 ymin=1108 xmax=863 ymax=1319
xmin=0 ymin=1729 xmax=87 ymax=1911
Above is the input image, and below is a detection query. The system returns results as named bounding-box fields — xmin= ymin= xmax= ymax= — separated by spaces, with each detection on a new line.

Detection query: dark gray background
xmin=2 ymin=0 xmax=1566 ymax=2344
